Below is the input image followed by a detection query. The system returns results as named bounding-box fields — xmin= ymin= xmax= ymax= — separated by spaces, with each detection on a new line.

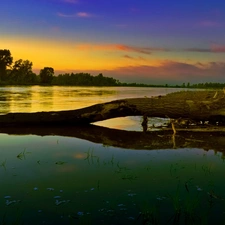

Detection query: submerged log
xmin=0 ymin=90 xmax=225 ymax=127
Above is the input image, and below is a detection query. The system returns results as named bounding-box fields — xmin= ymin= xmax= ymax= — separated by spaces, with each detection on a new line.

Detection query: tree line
xmin=0 ymin=49 xmax=54 ymax=85
xmin=1 ymin=49 xmax=225 ymax=88
xmin=0 ymin=49 xmax=119 ymax=86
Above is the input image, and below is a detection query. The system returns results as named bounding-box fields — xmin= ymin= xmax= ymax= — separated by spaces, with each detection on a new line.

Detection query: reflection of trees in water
xmin=9 ymin=88 xmax=32 ymax=112
xmin=0 ymin=87 xmax=33 ymax=113
xmin=29 ymin=86 xmax=57 ymax=111
xmin=39 ymin=90 xmax=54 ymax=107
xmin=61 ymin=89 xmax=117 ymax=97
xmin=78 ymin=90 xmax=116 ymax=96
xmin=0 ymin=94 xmax=10 ymax=114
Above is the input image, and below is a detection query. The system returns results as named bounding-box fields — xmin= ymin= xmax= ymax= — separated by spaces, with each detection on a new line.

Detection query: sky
xmin=1 ymin=0 xmax=225 ymax=84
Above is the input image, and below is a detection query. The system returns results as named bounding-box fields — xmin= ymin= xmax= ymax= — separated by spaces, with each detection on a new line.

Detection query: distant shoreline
xmin=0 ymin=83 xmax=223 ymax=89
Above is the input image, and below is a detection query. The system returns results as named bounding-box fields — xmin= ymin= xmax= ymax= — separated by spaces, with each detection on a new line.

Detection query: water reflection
xmin=0 ymin=124 xmax=225 ymax=152
xmin=0 ymin=94 xmax=10 ymax=114
xmin=1 ymin=133 xmax=225 ymax=224
xmin=0 ymin=86 xmax=189 ymax=114
xmin=1 ymin=86 xmax=221 ymax=224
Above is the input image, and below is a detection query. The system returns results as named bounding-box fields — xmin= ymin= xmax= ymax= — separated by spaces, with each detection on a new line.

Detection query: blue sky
xmin=1 ymin=0 xmax=225 ymax=84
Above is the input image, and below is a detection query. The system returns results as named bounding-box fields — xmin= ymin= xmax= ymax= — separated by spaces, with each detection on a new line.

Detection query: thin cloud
xmin=184 ymin=48 xmax=211 ymax=53
xmin=103 ymin=61 xmax=225 ymax=83
xmin=76 ymin=43 xmax=170 ymax=55
xmin=116 ymin=44 xmax=152 ymax=54
xmin=76 ymin=12 xmax=93 ymax=18
xmin=57 ymin=12 xmax=93 ymax=18
xmin=62 ymin=0 xmax=79 ymax=3
xmin=183 ymin=44 xmax=225 ymax=53
xmin=57 ymin=12 xmax=77 ymax=18
xmin=123 ymin=55 xmax=146 ymax=61
xmin=54 ymin=60 xmax=225 ymax=84
xmin=123 ymin=55 xmax=134 ymax=59
xmin=211 ymin=44 xmax=225 ymax=53
xmin=76 ymin=43 xmax=225 ymax=55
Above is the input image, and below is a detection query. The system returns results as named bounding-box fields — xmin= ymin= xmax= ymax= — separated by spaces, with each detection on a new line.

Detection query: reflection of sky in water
xmin=94 ymin=116 xmax=143 ymax=131
xmin=94 ymin=116 xmax=170 ymax=131
xmin=0 ymin=86 xmax=223 ymax=223
xmin=1 ymin=134 xmax=225 ymax=223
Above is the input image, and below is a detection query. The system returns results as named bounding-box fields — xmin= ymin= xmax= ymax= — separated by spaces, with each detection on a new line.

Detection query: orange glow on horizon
xmin=1 ymin=36 xmax=164 ymax=72
xmin=2 ymin=35 xmax=218 ymax=83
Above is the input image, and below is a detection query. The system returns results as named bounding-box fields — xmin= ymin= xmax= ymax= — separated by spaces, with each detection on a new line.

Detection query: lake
xmin=0 ymin=86 xmax=225 ymax=225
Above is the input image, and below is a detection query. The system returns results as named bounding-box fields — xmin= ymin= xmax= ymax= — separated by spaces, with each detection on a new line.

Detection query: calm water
xmin=0 ymin=86 xmax=178 ymax=114
xmin=0 ymin=86 xmax=224 ymax=225
xmin=0 ymin=85 xmax=187 ymax=130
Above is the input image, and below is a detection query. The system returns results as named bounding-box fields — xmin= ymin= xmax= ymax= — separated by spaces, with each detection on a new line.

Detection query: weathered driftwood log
xmin=0 ymin=90 xmax=225 ymax=127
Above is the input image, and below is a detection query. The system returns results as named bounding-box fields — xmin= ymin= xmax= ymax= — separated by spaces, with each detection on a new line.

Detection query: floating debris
xmin=59 ymin=190 xmax=63 ymax=193
xmin=54 ymin=196 xmax=61 ymax=199
xmin=128 ymin=193 xmax=136 ymax=197
xmin=47 ymin=188 xmax=54 ymax=191
xmin=90 ymin=188 xmax=95 ymax=191
xmin=156 ymin=196 xmax=167 ymax=201
xmin=196 ymin=186 xmax=203 ymax=191
xmin=99 ymin=208 xmax=105 ymax=212
xmin=55 ymin=200 xmax=66 ymax=206
xmin=120 ymin=208 xmax=127 ymax=211
xmin=55 ymin=199 xmax=70 ymax=206
xmin=5 ymin=199 xmax=20 ymax=206
xmin=118 ymin=203 xmax=125 ymax=207
xmin=33 ymin=187 xmax=38 ymax=191
xmin=4 ymin=196 xmax=11 ymax=199
xmin=77 ymin=212 xmax=84 ymax=216
xmin=6 ymin=200 xmax=17 ymax=206
xmin=38 ymin=210 xmax=42 ymax=213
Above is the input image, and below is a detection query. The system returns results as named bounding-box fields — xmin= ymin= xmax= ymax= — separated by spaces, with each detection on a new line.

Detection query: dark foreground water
xmin=0 ymin=86 xmax=224 ymax=225
xmin=1 ymin=134 xmax=225 ymax=225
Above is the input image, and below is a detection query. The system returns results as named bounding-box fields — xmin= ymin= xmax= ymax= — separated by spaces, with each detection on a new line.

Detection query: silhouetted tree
xmin=0 ymin=49 xmax=13 ymax=81
xmin=39 ymin=67 xmax=54 ymax=84
xmin=9 ymin=59 xmax=36 ymax=84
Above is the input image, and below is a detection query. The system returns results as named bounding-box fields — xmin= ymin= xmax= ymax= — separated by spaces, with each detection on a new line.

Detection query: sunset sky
xmin=1 ymin=0 xmax=225 ymax=84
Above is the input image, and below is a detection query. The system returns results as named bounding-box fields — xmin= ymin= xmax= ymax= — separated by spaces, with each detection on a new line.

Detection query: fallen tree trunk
xmin=0 ymin=90 xmax=225 ymax=127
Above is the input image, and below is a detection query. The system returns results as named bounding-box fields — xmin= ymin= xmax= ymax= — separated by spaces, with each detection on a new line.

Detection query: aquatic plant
xmin=0 ymin=159 xmax=7 ymax=170
xmin=1 ymin=209 xmax=24 ymax=225
xmin=183 ymin=179 xmax=201 ymax=224
xmin=84 ymin=148 xmax=97 ymax=164
xmin=167 ymin=181 xmax=182 ymax=224
xmin=55 ymin=161 xmax=66 ymax=165
xmin=121 ymin=172 xmax=138 ymax=181
xmin=16 ymin=148 xmax=31 ymax=160
xmin=201 ymin=164 xmax=212 ymax=175
xmin=137 ymin=202 xmax=160 ymax=225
